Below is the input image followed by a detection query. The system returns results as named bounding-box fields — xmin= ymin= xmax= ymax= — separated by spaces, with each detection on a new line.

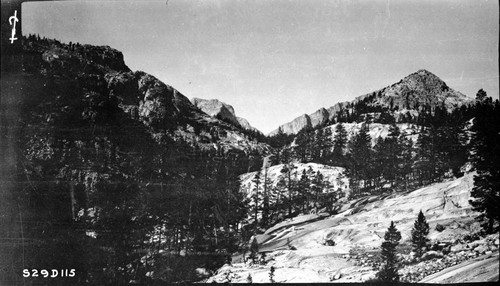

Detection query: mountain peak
xmin=270 ymin=69 xmax=473 ymax=135
xmin=401 ymin=69 xmax=447 ymax=87
xmin=415 ymin=69 xmax=435 ymax=75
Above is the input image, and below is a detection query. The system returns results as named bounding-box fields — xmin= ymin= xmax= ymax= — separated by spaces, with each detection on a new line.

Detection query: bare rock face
xmin=192 ymin=98 xmax=260 ymax=132
xmin=309 ymin=108 xmax=329 ymax=129
xmin=276 ymin=114 xmax=312 ymax=135
xmin=106 ymin=71 xmax=200 ymax=128
xmin=236 ymin=116 xmax=259 ymax=133
xmin=192 ymin=98 xmax=241 ymax=127
xmin=326 ymin=102 xmax=350 ymax=121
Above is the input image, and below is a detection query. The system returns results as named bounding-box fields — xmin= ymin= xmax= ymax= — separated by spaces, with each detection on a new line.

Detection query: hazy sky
xmin=23 ymin=0 xmax=499 ymax=133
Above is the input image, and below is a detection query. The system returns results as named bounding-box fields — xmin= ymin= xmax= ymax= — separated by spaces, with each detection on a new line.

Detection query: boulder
xmin=448 ymin=221 xmax=459 ymax=229
xmin=474 ymin=244 xmax=488 ymax=254
xmin=435 ymin=224 xmax=445 ymax=232
xmin=324 ymin=239 xmax=336 ymax=246
xmin=450 ymin=244 xmax=465 ymax=252
xmin=468 ymin=239 xmax=485 ymax=249
xmin=330 ymin=273 xmax=342 ymax=281
xmin=422 ymin=250 xmax=443 ymax=260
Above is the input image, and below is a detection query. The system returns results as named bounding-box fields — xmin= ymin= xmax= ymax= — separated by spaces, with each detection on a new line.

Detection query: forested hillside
xmin=207 ymin=93 xmax=499 ymax=283
xmin=1 ymin=36 xmax=271 ymax=285
xmin=266 ymin=80 xmax=481 ymax=201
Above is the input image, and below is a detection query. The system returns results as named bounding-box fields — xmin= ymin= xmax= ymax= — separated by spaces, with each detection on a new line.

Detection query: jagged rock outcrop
xmin=192 ymin=98 xmax=241 ymax=127
xmin=236 ymin=116 xmax=259 ymax=133
xmin=269 ymin=69 xmax=473 ymax=135
xmin=106 ymin=71 xmax=200 ymax=127
xmin=191 ymin=98 xmax=260 ymax=133
xmin=309 ymin=108 xmax=330 ymax=128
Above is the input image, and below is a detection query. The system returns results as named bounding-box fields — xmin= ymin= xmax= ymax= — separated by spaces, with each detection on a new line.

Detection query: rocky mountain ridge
xmin=269 ymin=69 xmax=474 ymax=135
xmin=10 ymin=36 xmax=271 ymax=155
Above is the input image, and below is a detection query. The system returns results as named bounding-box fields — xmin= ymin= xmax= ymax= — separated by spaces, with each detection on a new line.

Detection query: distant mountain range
xmin=269 ymin=69 xmax=474 ymax=136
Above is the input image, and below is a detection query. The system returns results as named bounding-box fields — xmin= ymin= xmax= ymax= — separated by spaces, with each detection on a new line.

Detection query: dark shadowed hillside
xmin=0 ymin=36 xmax=271 ymax=285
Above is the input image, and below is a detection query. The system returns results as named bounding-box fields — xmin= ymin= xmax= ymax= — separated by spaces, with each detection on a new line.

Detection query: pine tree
xmin=319 ymin=127 xmax=333 ymax=164
xmin=377 ymin=221 xmax=402 ymax=282
xmin=415 ymin=125 xmax=435 ymax=185
xmin=332 ymin=123 xmax=348 ymax=166
xmin=249 ymin=236 xmax=259 ymax=264
xmin=411 ymin=210 xmax=430 ymax=258
xmin=476 ymin=88 xmax=487 ymax=101
xmin=469 ymin=95 xmax=500 ymax=233
xmin=311 ymin=170 xmax=325 ymax=209
xmin=398 ymin=135 xmax=414 ymax=191
xmin=386 ymin=124 xmax=402 ymax=184
xmin=261 ymin=166 xmax=271 ymax=229
xmin=295 ymin=129 xmax=311 ymax=162
xmin=269 ymin=266 xmax=275 ymax=283
xmin=297 ymin=169 xmax=311 ymax=212
xmin=311 ymin=128 xmax=323 ymax=162
xmin=251 ymin=170 xmax=262 ymax=230
xmin=349 ymin=123 xmax=373 ymax=196
xmin=279 ymin=163 xmax=297 ymax=217
xmin=271 ymin=126 xmax=285 ymax=148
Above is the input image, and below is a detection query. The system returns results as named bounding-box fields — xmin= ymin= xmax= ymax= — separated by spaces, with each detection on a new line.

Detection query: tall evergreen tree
xmin=278 ymin=163 xmax=297 ymax=217
xmin=385 ymin=124 xmax=402 ymax=184
xmin=297 ymin=169 xmax=311 ymax=213
xmin=295 ymin=129 xmax=312 ymax=162
xmin=311 ymin=128 xmax=324 ymax=162
xmin=377 ymin=221 xmax=402 ymax=282
xmin=469 ymin=95 xmax=500 ymax=233
xmin=311 ymin=171 xmax=325 ymax=209
xmin=249 ymin=236 xmax=259 ymax=264
xmin=251 ymin=170 xmax=262 ymax=231
xmin=398 ymin=135 xmax=414 ymax=191
xmin=415 ymin=125 xmax=435 ymax=185
xmin=319 ymin=127 xmax=333 ymax=164
xmin=372 ymin=137 xmax=386 ymax=191
xmin=348 ymin=123 xmax=372 ymax=196
xmin=261 ymin=157 xmax=273 ymax=229
xmin=411 ymin=210 xmax=430 ymax=258
xmin=332 ymin=123 xmax=348 ymax=166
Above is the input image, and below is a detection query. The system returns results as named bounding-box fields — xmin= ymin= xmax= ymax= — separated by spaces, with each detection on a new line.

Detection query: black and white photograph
xmin=1 ymin=0 xmax=499 ymax=284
